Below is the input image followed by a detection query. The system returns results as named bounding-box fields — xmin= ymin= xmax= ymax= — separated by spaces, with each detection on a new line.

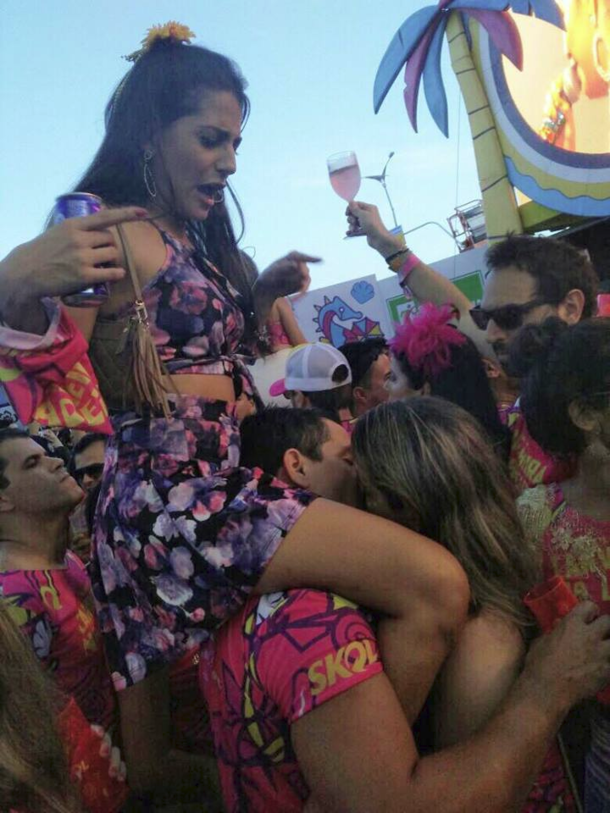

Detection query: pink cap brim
xmin=269 ymin=378 xmax=286 ymax=397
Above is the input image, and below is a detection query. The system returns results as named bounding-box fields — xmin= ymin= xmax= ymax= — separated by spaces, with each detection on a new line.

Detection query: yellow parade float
xmin=374 ymin=0 xmax=610 ymax=248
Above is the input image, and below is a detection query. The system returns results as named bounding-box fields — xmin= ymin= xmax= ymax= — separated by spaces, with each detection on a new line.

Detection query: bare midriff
xmin=166 ymin=373 xmax=236 ymax=403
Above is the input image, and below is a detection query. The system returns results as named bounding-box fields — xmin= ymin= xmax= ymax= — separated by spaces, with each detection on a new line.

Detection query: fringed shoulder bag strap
xmin=115 ymin=223 xmax=173 ymax=419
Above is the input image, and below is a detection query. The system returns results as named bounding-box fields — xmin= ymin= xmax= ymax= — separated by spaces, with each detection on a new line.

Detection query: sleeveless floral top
xmin=143 ymin=228 xmax=257 ymax=400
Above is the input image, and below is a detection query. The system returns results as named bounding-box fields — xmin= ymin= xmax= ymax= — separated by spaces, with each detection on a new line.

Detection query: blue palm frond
xmin=468 ymin=9 xmax=523 ymax=67
xmin=374 ymin=0 xmax=565 ymax=134
xmin=423 ymin=22 xmax=449 ymax=136
xmin=374 ymin=5 xmax=439 ymax=113
xmin=520 ymin=0 xmax=565 ymax=28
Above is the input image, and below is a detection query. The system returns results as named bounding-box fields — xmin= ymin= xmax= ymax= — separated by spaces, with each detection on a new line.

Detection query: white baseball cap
xmin=269 ymin=343 xmax=352 ymax=397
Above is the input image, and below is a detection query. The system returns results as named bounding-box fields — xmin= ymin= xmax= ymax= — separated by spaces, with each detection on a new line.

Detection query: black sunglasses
xmin=469 ymin=297 xmax=551 ymax=331
xmin=74 ymin=463 xmax=105 ymax=483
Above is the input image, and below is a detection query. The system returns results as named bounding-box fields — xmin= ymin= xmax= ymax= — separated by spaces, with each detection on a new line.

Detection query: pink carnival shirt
xmin=501 ymin=403 xmax=573 ymax=493
xmin=0 ymin=550 xmax=116 ymax=729
xmin=519 ymin=482 xmax=610 ymax=612
xmin=0 ymin=551 xmax=128 ymax=811
xmin=199 ymin=588 xmax=382 ymax=812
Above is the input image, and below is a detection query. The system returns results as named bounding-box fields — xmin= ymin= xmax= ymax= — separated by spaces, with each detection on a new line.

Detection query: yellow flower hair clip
xmin=124 ymin=21 xmax=196 ymax=63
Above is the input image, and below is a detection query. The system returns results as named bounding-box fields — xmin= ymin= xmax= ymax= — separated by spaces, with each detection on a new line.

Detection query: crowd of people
xmin=0 ymin=22 xmax=608 ymax=813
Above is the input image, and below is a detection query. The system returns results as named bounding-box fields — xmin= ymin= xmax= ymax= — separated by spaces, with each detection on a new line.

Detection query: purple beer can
xmin=51 ymin=192 xmax=110 ymax=307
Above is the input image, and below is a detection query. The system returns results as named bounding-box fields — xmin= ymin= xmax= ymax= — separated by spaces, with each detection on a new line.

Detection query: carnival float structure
xmin=374 ymin=0 xmax=610 ymax=240
xmin=252 ymin=0 xmax=610 ymax=403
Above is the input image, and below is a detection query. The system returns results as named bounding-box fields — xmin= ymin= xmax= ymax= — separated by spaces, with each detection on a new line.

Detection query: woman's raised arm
xmin=0 ymin=207 xmax=147 ymax=334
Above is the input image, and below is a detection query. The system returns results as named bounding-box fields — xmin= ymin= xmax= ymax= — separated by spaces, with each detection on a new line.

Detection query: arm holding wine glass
xmin=347 ymin=201 xmax=488 ymax=351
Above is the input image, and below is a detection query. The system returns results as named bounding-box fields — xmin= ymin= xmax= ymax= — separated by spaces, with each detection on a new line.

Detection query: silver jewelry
xmin=143 ymin=149 xmax=157 ymax=198
xmin=213 ymin=188 xmax=225 ymax=205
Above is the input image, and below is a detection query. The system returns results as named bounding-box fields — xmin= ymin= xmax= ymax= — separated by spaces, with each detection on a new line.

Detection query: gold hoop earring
xmin=143 ymin=149 xmax=157 ymax=199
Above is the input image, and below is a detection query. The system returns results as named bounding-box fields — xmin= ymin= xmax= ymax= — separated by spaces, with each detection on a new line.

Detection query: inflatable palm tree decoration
xmin=374 ymin=0 xmax=564 ymax=240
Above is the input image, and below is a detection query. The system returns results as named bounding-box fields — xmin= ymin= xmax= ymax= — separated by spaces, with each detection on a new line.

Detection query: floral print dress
xmin=91 ymin=230 xmax=314 ymax=688
xmin=519 ymin=483 xmax=610 ymax=812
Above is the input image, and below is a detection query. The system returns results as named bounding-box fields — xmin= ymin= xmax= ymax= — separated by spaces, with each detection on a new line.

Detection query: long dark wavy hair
xmin=509 ymin=316 xmax=610 ymax=456
xmin=71 ymin=38 xmax=258 ymax=345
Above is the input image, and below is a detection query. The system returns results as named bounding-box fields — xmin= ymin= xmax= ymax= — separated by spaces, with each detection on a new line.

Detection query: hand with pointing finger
xmin=0 ymin=206 xmax=149 ymax=306
xmin=254 ymin=251 xmax=321 ymax=301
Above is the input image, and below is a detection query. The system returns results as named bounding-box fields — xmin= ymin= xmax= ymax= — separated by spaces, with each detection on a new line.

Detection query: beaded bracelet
xmin=384 ymin=247 xmax=410 ymax=266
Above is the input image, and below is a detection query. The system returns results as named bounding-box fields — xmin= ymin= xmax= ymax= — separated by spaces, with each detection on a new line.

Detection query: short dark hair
xmin=301 ymin=363 xmax=352 ymax=419
xmin=340 ymin=338 xmax=388 ymax=390
xmin=72 ymin=433 xmax=108 ymax=459
xmin=303 ymin=385 xmax=352 ymax=419
xmin=0 ymin=428 xmax=30 ymax=490
xmin=240 ymin=408 xmax=330 ymax=476
xmin=510 ymin=317 xmax=610 ymax=456
xmin=486 ymin=234 xmax=599 ymax=318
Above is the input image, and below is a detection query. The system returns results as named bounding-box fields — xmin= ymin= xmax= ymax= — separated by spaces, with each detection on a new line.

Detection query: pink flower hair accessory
xmin=389 ymin=303 xmax=467 ymax=380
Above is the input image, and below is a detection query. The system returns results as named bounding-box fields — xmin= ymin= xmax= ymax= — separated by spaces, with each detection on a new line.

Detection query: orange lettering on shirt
xmin=59 ymin=398 xmax=79 ymax=426
xmin=344 ymin=641 xmax=368 ymax=673
xmin=66 ymin=361 xmax=93 ymax=386
xmin=34 ymin=400 xmax=61 ymax=426
xmin=308 ymin=639 xmax=378 ymax=697
xmin=363 ymin=639 xmax=378 ymax=666
xmin=79 ymin=397 xmax=108 ymax=423
xmin=325 ymin=648 xmax=353 ymax=687
xmin=308 ymin=660 xmax=327 ymax=697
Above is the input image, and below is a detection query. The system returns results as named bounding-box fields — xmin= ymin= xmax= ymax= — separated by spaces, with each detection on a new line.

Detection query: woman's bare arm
xmin=276 ymin=296 xmax=307 ymax=346
xmin=0 ymin=208 xmax=146 ymax=333
xmin=434 ymin=611 xmax=525 ymax=748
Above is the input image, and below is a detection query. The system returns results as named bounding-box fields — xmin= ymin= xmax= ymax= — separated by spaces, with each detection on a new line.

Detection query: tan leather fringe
xmin=131 ymin=302 xmax=171 ymax=419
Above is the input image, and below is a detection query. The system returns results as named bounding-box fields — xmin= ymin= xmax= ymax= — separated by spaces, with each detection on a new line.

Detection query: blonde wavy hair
xmin=0 ymin=600 xmax=81 ymax=813
xmin=352 ymin=398 xmax=537 ymax=629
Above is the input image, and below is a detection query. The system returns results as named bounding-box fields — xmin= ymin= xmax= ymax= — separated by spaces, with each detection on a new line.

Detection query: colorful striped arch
xmin=471 ymin=19 xmax=610 ymax=219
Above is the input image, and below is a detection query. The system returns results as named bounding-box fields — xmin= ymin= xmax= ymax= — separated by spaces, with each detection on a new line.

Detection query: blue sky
xmin=0 ymin=1 xmax=481 ymax=288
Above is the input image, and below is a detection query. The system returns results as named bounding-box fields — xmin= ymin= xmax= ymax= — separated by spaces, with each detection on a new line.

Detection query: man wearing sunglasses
xmin=347 ymin=201 xmax=599 ymax=491
xmin=468 ymin=236 xmax=597 ymax=370
xmin=70 ymin=432 xmax=107 ymax=493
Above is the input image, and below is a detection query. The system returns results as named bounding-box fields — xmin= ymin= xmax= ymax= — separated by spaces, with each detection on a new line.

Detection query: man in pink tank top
xmin=0 ymin=428 xmax=128 ymax=811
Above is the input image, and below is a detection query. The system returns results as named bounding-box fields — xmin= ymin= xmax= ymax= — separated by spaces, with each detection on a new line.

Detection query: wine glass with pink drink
xmin=327 ymin=151 xmax=364 ymax=237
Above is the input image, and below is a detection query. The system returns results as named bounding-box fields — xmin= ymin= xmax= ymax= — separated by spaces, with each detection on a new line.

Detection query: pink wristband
xmin=397 ymin=252 xmax=421 ymax=286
